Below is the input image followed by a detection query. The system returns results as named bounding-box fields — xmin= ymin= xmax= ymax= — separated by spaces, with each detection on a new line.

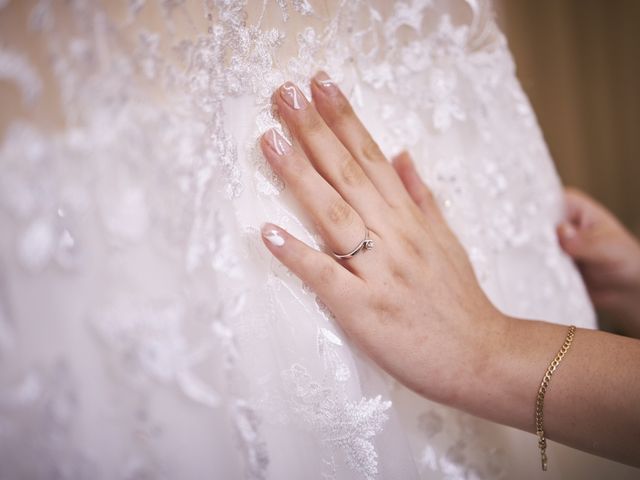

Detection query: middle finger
xmin=275 ymin=82 xmax=390 ymax=232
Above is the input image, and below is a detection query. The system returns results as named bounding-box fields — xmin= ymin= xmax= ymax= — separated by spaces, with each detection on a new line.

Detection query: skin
xmin=259 ymin=72 xmax=640 ymax=468
xmin=557 ymin=189 xmax=640 ymax=338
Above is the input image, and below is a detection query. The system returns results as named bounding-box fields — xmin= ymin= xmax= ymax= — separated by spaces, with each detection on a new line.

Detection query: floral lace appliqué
xmin=282 ymin=364 xmax=392 ymax=479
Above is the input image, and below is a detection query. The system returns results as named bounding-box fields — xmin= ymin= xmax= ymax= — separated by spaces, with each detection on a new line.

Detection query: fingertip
xmin=392 ymin=151 xmax=422 ymax=187
xmin=311 ymin=72 xmax=350 ymax=121
xmin=261 ymin=223 xmax=286 ymax=248
xmin=557 ymin=222 xmax=580 ymax=257
xmin=391 ymin=150 xmax=411 ymax=169
xmin=558 ymin=222 xmax=577 ymax=241
xmin=259 ymin=131 xmax=272 ymax=153
xmin=312 ymin=70 xmax=331 ymax=86
xmin=259 ymin=134 xmax=279 ymax=171
xmin=259 ymin=223 xmax=352 ymax=301
xmin=562 ymin=186 xmax=603 ymax=229
xmin=261 ymin=128 xmax=292 ymax=161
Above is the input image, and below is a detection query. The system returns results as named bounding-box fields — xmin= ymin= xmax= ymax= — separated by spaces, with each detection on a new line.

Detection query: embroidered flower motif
xmin=0 ymin=0 xmax=597 ymax=478
xmin=282 ymin=364 xmax=392 ymax=479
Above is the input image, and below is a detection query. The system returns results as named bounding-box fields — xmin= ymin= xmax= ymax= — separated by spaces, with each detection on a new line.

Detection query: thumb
xmin=558 ymin=188 xmax=608 ymax=263
xmin=557 ymin=221 xmax=603 ymax=264
xmin=557 ymin=222 xmax=586 ymax=259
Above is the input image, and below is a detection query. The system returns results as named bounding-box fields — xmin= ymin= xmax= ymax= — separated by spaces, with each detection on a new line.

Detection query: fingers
xmin=274 ymin=81 xmax=389 ymax=230
xmin=557 ymin=222 xmax=584 ymax=260
xmin=563 ymin=188 xmax=599 ymax=229
xmin=260 ymin=223 xmax=361 ymax=304
xmin=261 ymin=128 xmax=377 ymax=273
xmin=558 ymin=188 xmax=613 ymax=262
xmin=310 ymin=72 xmax=412 ymax=208
xmin=391 ymin=151 xmax=442 ymax=222
xmin=557 ymin=221 xmax=617 ymax=267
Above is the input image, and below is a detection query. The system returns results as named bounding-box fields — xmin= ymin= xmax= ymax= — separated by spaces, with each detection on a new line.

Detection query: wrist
xmin=438 ymin=307 xmax=513 ymax=413
xmin=406 ymin=304 xmax=510 ymax=409
xmin=455 ymin=315 xmax=572 ymax=433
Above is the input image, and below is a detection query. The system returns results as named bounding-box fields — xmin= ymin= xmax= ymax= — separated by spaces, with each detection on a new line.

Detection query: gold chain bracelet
xmin=535 ymin=325 xmax=576 ymax=471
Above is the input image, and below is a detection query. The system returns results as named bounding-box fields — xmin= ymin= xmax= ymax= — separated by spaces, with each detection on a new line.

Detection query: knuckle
xmin=340 ymin=157 xmax=367 ymax=186
xmin=422 ymin=188 xmax=437 ymax=209
xmin=285 ymin=157 xmax=314 ymax=187
xmin=297 ymin=250 xmax=331 ymax=281
xmin=359 ymin=136 xmax=384 ymax=163
xmin=299 ymin=110 xmax=325 ymax=134
xmin=316 ymin=260 xmax=337 ymax=286
xmin=390 ymin=264 xmax=411 ymax=287
xmin=408 ymin=203 xmax=428 ymax=224
xmin=334 ymin=95 xmax=355 ymax=120
xmin=368 ymin=292 xmax=400 ymax=326
xmin=421 ymin=183 xmax=436 ymax=202
xmin=326 ymin=198 xmax=354 ymax=226
xmin=398 ymin=230 xmax=423 ymax=258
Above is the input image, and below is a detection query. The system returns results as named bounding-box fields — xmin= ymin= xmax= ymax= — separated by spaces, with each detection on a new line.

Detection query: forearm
xmin=454 ymin=317 xmax=640 ymax=467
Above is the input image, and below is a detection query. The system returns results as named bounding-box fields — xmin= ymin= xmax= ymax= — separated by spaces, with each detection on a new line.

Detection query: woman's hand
xmin=558 ymin=188 xmax=640 ymax=338
xmin=258 ymin=74 xmax=640 ymax=468
xmin=259 ymin=72 xmax=507 ymax=406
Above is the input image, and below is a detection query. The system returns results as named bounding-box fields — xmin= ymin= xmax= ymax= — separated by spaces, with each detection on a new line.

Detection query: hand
xmin=259 ymin=73 xmax=507 ymax=406
xmin=258 ymin=76 xmax=640 ymax=468
xmin=557 ymin=188 xmax=640 ymax=337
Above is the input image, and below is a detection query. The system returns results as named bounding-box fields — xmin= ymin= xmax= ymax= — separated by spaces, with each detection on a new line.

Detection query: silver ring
xmin=333 ymin=229 xmax=374 ymax=259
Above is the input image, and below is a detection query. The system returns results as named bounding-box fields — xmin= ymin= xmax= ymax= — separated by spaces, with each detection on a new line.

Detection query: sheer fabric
xmin=0 ymin=0 xmax=637 ymax=478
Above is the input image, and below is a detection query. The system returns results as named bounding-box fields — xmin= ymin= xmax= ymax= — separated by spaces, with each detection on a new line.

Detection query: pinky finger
xmin=260 ymin=223 xmax=360 ymax=303
xmin=392 ymin=151 xmax=442 ymax=222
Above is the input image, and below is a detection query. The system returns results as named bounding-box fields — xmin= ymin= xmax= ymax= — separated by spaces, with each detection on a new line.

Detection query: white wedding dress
xmin=0 ymin=0 xmax=638 ymax=478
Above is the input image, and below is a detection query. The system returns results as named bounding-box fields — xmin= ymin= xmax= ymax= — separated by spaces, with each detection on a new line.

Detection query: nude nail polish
xmin=280 ymin=82 xmax=308 ymax=110
xmin=265 ymin=128 xmax=292 ymax=155
xmin=314 ymin=71 xmax=339 ymax=96
xmin=262 ymin=227 xmax=285 ymax=247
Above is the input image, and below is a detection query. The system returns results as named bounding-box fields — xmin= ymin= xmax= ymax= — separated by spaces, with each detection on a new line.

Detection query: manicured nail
xmin=280 ymin=82 xmax=308 ymax=110
xmin=313 ymin=71 xmax=339 ymax=96
xmin=264 ymin=128 xmax=292 ymax=156
xmin=262 ymin=224 xmax=285 ymax=247
xmin=560 ymin=223 xmax=576 ymax=239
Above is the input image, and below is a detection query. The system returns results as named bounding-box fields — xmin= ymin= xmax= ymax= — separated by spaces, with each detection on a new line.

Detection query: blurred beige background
xmin=496 ymin=0 xmax=640 ymax=236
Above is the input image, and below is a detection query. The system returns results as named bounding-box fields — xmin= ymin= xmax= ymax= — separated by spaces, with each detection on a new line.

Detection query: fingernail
xmin=280 ymin=82 xmax=308 ymax=110
xmin=262 ymin=224 xmax=285 ymax=247
xmin=313 ymin=71 xmax=339 ymax=96
xmin=264 ymin=128 xmax=292 ymax=156
xmin=560 ymin=223 xmax=577 ymax=239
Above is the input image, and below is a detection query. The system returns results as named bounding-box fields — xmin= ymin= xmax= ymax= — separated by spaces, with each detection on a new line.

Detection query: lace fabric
xmin=1 ymin=0 xmax=638 ymax=478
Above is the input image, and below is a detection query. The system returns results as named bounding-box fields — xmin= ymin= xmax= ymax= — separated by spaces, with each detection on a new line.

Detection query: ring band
xmin=333 ymin=229 xmax=374 ymax=259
